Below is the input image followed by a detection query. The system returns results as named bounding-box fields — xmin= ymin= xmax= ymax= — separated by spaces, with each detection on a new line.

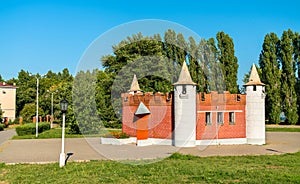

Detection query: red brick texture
xmin=122 ymin=91 xmax=246 ymax=140
xmin=122 ymin=92 xmax=172 ymax=139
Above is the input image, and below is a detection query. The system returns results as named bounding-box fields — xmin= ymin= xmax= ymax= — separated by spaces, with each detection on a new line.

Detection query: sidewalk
xmin=0 ymin=129 xmax=16 ymax=145
xmin=0 ymin=132 xmax=299 ymax=164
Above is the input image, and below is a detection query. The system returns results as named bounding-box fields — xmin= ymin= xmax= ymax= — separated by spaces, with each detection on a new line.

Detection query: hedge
xmin=16 ymin=122 xmax=50 ymax=136
xmin=0 ymin=124 xmax=4 ymax=131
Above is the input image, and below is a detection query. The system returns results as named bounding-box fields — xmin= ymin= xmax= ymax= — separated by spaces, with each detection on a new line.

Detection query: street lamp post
xmin=47 ymin=90 xmax=58 ymax=128
xmin=30 ymin=74 xmax=44 ymax=138
xmin=35 ymin=77 xmax=39 ymax=138
xmin=59 ymin=99 xmax=68 ymax=167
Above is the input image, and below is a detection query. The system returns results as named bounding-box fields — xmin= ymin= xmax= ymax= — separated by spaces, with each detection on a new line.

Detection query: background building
xmin=0 ymin=82 xmax=17 ymax=122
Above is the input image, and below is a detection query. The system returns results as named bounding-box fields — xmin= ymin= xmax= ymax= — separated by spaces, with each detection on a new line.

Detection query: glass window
xmin=229 ymin=112 xmax=235 ymax=125
xmin=217 ymin=112 xmax=224 ymax=125
xmin=205 ymin=112 xmax=212 ymax=125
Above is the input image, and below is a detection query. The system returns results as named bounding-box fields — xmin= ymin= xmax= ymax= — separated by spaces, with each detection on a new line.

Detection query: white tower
xmin=173 ymin=61 xmax=197 ymax=147
xmin=244 ymin=64 xmax=266 ymax=145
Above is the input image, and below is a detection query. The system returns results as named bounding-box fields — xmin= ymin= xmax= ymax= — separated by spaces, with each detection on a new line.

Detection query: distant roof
xmin=173 ymin=61 xmax=196 ymax=85
xmin=135 ymin=102 xmax=151 ymax=115
xmin=244 ymin=64 xmax=265 ymax=86
xmin=0 ymin=82 xmax=18 ymax=88
xmin=129 ymin=74 xmax=141 ymax=92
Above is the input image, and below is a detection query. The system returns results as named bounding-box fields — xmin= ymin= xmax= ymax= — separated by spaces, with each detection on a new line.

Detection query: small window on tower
xmin=253 ymin=85 xmax=257 ymax=91
xmin=2 ymin=91 xmax=6 ymax=94
xmin=182 ymin=85 xmax=187 ymax=94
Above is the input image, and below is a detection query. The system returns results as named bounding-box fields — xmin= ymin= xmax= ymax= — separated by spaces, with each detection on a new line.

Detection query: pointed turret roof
xmin=135 ymin=102 xmax=151 ymax=115
xmin=173 ymin=61 xmax=196 ymax=85
xmin=129 ymin=74 xmax=141 ymax=92
xmin=244 ymin=64 xmax=265 ymax=86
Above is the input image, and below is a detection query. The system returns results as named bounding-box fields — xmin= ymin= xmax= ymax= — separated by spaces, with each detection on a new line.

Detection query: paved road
xmin=0 ymin=132 xmax=299 ymax=164
xmin=0 ymin=129 xmax=16 ymax=146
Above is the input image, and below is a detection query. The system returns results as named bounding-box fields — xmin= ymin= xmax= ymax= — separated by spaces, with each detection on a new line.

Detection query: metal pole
xmin=51 ymin=93 xmax=53 ymax=128
xmin=59 ymin=112 xmax=66 ymax=167
xmin=36 ymin=77 xmax=39 ymax=138
xmin=216 ymin=106 xmax=218 ymax=145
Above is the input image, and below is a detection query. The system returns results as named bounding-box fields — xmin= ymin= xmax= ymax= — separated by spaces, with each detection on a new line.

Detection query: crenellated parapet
xmin=197 ymin=91 xmax=246 ymax=106
xmin=121 ymin=92 xmax=173 ymax=107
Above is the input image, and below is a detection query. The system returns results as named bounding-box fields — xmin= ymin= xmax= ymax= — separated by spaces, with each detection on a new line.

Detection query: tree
xmin=0 ymin=74 xmax=4 ymax=82
xmin=216 ymin=32 xmax=239 ymax=93
xmin=279 ymin=30 xmax=298 ymax=125
xmin=20 ymin=103 xmax=44 ymax=123
xmin=0 ymin=104 xmax=3 ymax=123
xmin=95 ymin=70 xmax=119 ymax=128
xmin=259 ymin=33 xmax=281 ymax=124
xmin=15 ymin=70 xmax=36 ymax=116
xmin=73 ymin=70 xmax=102 ymax=134
xmin=292 ymin=32 xmax=300 ymax=124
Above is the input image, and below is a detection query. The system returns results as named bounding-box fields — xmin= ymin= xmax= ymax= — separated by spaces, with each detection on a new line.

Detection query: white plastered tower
xmin=244 ymin=64 xmax=266 ymax=145
xmin=173 ymin=61 xmax=197 ymax=147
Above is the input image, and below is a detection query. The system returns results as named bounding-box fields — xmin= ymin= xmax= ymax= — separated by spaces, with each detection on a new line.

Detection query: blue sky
xmin=1 ymin=0 xmax=300 ymax=85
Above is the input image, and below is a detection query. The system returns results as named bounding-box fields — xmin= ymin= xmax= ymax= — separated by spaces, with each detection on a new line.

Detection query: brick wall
xmin=196 ymin=92 xmax=246 ymax=140
xmin=122 ymin=91 xmax=246 ymax=141
xmin=122 ymin=92 xmax=173 ymax=139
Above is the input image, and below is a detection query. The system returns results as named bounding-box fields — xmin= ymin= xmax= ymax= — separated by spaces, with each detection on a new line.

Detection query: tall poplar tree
xmin=216 ymin=32 xmax=239 ymax=93
xmin=279 ymin=30 xmax=298 ymax=125
xmin=259 ymin=33 xmax=281 ymax=124
xmin=292 ymin=32 xmax=300 ymax=124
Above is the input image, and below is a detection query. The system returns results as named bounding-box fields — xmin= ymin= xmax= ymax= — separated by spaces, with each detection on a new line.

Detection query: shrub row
xmin=0 ymin=124 xmax=4 ymax=131
xmin=105 ymin=131 xmax=129 ymax=139
xmin=16 ymin=122 xmax=50 ymax=136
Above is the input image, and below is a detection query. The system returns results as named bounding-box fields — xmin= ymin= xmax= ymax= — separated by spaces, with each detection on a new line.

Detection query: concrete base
xmin=136 ymin=139 xmax=152 ymax=146
xmin=196 ymin=138 xmax=247 ymax=145
xmin=173 ymin=140 xmax=196 ymax=147
xmin=137 ymin=139 xmax=173 ymax=146
xmin=100 ymin=137 xmax=255 ymax=147
xmin=59 ymin=153 xmax=65 ymax=167
xmin=100 ymin=137 xmax=136 ymax=145
xmin=247 ymin=138 xmax=265 ymax=145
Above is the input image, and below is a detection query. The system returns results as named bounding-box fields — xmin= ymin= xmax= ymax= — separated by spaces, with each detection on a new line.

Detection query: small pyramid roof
xmin=173 ymin=61 xmax=196 ymax=85
xmin=129 ymin=74 xmax=141 ymax=92
xmin=244 ymin=64 xmax=265 ymax=86
xmin=135 ymin=102 xmax=151 ymax=115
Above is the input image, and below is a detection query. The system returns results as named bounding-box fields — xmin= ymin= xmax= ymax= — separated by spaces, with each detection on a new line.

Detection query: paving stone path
xmin=0 ymin=131 xmax=299 ymax=164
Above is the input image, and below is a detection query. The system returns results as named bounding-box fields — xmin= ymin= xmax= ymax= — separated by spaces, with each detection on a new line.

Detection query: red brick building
xmin=122 ymin=63 xmax=265 ymax=147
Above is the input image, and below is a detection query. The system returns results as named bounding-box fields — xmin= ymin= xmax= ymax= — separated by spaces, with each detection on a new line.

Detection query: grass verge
xmin=266 ymin=127 xmax=300 ymax=132
xmin=0 ymin=152 xmax=299 ymax=183
xmin=12 ymin=128 xmax=122 ymax=139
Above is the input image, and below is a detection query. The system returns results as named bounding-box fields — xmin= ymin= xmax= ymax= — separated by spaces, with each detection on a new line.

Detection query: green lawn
xmin=1 ymin=152 xmax=300 ymax=183
xmin=266 ymin=127 xmax=300 ymax=132
xmin=12 ymin=128 xmax=122 ymax=139
xmin=12 ymin=126 xmax=300 ymax=140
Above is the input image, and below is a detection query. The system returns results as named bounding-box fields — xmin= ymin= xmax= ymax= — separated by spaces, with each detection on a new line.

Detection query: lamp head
xmin=60 ymin=99 xmax=68 ymax=113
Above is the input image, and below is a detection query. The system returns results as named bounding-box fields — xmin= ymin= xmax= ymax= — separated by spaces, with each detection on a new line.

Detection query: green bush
xmin=16 ymin=122 xmax=50 ymax=136
xmin=8 ymin=120 xmax=13 ymax=125
xmin=0 ymin=124 xmax=4 ymax=131
xmin=105 ymin=131 xmax=129 ymax=139
xmin=13 ymin=117 xmax=20 ymax=125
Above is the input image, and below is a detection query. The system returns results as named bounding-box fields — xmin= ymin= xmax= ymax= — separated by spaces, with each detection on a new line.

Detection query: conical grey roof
xmin=173 ymin=61 xmax=196 ymax=85
xmin=129 ymin=74 xmax=141 ymax=92
xmin=244 ymin=64 xmax=265 ymax=86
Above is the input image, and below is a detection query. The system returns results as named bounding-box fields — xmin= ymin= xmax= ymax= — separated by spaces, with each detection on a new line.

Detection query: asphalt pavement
xmin=0 ymin=130 xmax=299 ymax=164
